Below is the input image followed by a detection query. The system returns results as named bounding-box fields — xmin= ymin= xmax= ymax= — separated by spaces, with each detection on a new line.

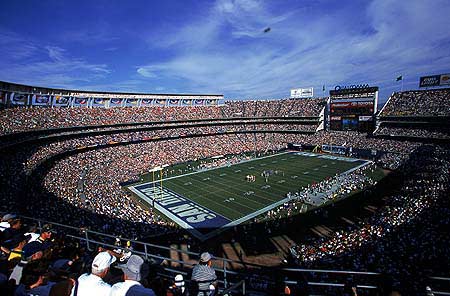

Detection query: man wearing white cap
xmin=0 ymin=213 xmax=16 ymax=232
xmin=71 ymin=251 xmax=116 ymax=296
xmin=168 ymin=274 xmax=189 ymax=295
xmin=191 ymin=252 xmax=217 ymax=296
xmin=110 ymin=254 xmax=156 ymax=296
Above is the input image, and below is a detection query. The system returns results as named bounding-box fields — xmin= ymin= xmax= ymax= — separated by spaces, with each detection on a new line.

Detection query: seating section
xmin=0 ymin=98 xmax=326 ymax=135
xmin=380 ymin=88 xmax=450 ymax=117
xmin=0 ymin=86 xmax=449 ymax=296
xmin=375 ymin=89 xmax=450 ymax=139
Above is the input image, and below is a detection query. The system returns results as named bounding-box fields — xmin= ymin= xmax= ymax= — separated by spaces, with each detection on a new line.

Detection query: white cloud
xmin=0 ymin=30 xmax=111 ymax=88
xmin=137 ymin=0 xmax=450 ymax=99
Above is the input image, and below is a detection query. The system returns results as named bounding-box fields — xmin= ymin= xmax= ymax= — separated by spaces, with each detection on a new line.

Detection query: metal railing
xmin=11 ymin=214 xmax=387 ymax=294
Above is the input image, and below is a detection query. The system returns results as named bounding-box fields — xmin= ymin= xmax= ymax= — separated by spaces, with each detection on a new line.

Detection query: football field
xmin=128 ymin=151 xmax=369 ymax=240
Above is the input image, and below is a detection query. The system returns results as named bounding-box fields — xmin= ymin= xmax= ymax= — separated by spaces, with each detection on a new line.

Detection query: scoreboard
xmin=328 ymin=86 xmax=378 ymax=132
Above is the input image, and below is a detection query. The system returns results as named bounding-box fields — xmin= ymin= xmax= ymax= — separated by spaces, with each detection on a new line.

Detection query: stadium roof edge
xmin=0 ymin=80 xmax=223 ymax=97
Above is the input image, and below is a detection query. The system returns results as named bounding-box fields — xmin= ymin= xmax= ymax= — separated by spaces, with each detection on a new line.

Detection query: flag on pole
xmin=396 ymin=75 xmax=403 ymax=81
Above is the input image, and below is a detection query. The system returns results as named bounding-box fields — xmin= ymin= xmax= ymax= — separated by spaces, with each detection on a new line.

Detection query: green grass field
xmin=132 ymin=152 xmax=367 ymax=221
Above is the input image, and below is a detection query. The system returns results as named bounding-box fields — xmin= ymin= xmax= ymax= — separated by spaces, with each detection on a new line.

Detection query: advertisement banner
xmin=155 ymin=99 xmax=166 ymax=106
xmin=140 ymin=98 xmax=153 ymax=107
xmin=0 ymin=91 xmax=10 ymax=104
xmin=169 ymin=99 xmax=179 ymax=106
xmin=359 ymin=116 xmax=372 ymax=121
xmin=291 ymin=87 xmax=314 ymax=98
xmin=125 ymin=98 xmax=139 ymax=107
xmin=109 ymin=98 xmax=124 ymax=107
xmin=206 ymin=99 xmax=217 ymax=105
xmin=72 ymin=97 xmax=89 ymax=107
xmin=91 ymin=97 xmax=106 ymax=107
xmin=53 ymin=96 xmax=71 ymax=107
xmin=182 ymin=99 xmax=192 ymax=106
xmin=419 ymin=75 xmax=441 ymax=87
xmin=31 ymin=94 xmax=51 ymax=106
xmin=440 ymin=73 xmax=450 ymax=86
xmin=10 ymin=93 xmax=29 ymax=105
xmin=194 ymin=99 xmax=204 ymax=106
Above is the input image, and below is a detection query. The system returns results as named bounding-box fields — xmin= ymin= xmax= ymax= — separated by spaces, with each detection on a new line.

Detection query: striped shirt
xmin=191 ymin=264 xmax=217 ymax=293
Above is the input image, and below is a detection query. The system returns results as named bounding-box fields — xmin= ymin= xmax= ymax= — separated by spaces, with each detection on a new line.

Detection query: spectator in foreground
xmin=167 ymin=274 xmax=189 ymax=296
xmin=0 ymin=214 xmax=16 ymax=232
xmin=110 ymin=254 xmax=156 ymax=296
xmin=36 ymin=224 xmax=55 ymax=244
xmin=191 ymin=252 xmax=217 ymax=296
xmin=71 ymin=251 xmax=116 ymax=296
xmin=14 ymin=260 xmax=55 ymax=296
xmin=9 ymin=240 xmax=47 ymax=285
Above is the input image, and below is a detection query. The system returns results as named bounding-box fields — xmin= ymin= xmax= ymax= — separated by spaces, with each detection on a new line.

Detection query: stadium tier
xmin=0 ymin=81 xmax=326 ymax=135
xmin=380 ymin=88 xmax=450 ymax=117
xmin=1 ymin=82 xmax=449 ymax=295
xmin=374 ymin=88 xmax=450 ymax=140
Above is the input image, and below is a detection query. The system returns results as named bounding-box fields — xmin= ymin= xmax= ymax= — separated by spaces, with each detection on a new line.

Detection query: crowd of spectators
xmin=380 ymin=89 xmax=450 ymax=117
xmin=8 ymin=134 xmax=287 ymax=240
xmin=0 ymin=125 xmax=428 ymax=245
xmin=221 ymin=98 xmax=326 ymax=118
xmin=286 ymin=130 xmax=421 ymax=155
xmin=376 ymin=126 xmax=450 ymax=139
xmin=263 ymin=164 xmax=377 ymax=221
xmin=22 ymin=122 xmax=318 ymax=173
xmin=17 ymin=127 xmax=422 ymax=176
xmin=0 ymin=89 xmax=449 ymax=295
xmin=0 ymin=218 xmax=219 ymax=296
xmin=0 ymin=98 xmax=326 ymax=135
xmin=290 ymin=145 xmax=450 ymax=294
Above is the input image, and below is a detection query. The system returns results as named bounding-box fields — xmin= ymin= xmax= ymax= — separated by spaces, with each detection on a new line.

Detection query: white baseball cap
xmin=92 ymin=252 xmax=116 ymax=272
xmin=175 ymin=274 xmax=184 ymax=287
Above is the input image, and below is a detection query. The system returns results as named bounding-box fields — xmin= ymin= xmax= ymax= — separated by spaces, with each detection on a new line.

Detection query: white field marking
xmin=234 ymin=170 xmax=241 ymax=173
xmin=129 ymin=157 xmax=373 ymax=240
xmin=159 ymin=179 xmax=255 ymax=215
xmin=219 ymin=173 xmax=227 ymax=177
xmin=138 ymin=151 xmax=291 ymax=185
xmin=304 ymin=172 xmax=310 ymax=175
xmin=291 ymin=175 xmax=298 ymax=179
xmin=178 ymin=173 xmax=281 ymax=206
xmin=221 ymin=159 xmax=374 ymax=229
xmin=314 ymin=168 xmax=319 ymax=171
xmin=165 ymin=175 xmax=262 ymax=212
xmin=277 ymin=180 xmax=286 ymax=184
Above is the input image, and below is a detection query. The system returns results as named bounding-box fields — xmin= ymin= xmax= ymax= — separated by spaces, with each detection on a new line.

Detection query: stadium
xmin=0 ymin=1 xmax=450 ymax=296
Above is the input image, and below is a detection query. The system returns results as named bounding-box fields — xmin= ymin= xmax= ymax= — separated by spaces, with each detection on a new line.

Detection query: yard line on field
xmin=178 ymin=174 xmax=279 ymax=207
xmin=145 ymin=151 xmax=291 ymax=184
xmin=166 ymin=172 xmax=282 ymax=214
xmin=164 ymin=171 xmax=292 ymax=220
xmin=164 ymin=178 xmax=252 ymax=217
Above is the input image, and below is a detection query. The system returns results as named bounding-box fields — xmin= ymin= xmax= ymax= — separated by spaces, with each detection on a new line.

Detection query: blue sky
xmin=0 ymin=0 xmax=449 ymax=103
